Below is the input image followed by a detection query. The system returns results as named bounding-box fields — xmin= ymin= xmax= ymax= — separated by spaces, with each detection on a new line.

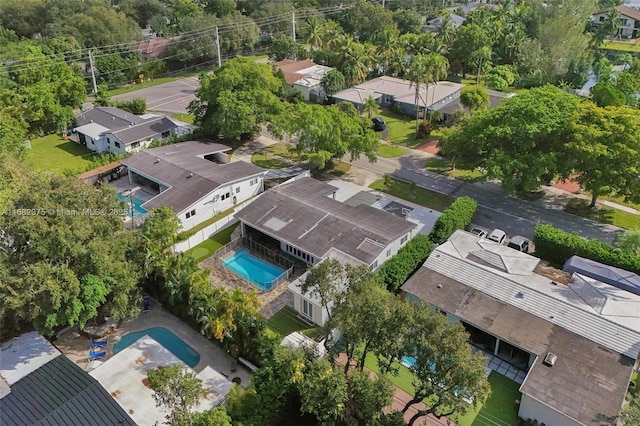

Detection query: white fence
xmin=172 ymin=199 xmax=254 ymax=253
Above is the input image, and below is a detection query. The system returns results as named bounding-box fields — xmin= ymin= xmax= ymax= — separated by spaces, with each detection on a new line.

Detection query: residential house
xmin=134 ymin=35 xmax=181 ymax=59
xmin=592 ymin=5 xmax=640 ymax=38
xmin=73 ymin=106 xmax=181 ymax=154
xmin=331 ymin=76 xmax=464 ymax=121
xmin=234 ymin=177 xmax=418 ymax=325
xmin=438 ymin=88 xmax=516 ymax=122
xmin=400 ymin=230 xmax=640 ymax=426
xmin=120 ymin=140 xmax=267 ymax=231
xmin=0 ymin=332 xmax=135 ymax=425
xmin=421 ymin=13 xmax=466 ymax=32
xmin=273 ymin=59 xmax=333 ymax=102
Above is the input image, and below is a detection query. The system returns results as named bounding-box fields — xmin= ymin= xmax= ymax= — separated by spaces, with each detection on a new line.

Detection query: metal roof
xmin=423 ymin=230 xmax=640 ymax=358
xmin=73 ymin=122 xmax=110 ymax=140
xmin=0 ymin=355 xmax=135 ymax=425
xmin=564 ymin=255 xmax=640 ymax=296
xmin=121 ymin=140 xmax=266 ymax=213
xmin=400 ymin=266 xmax=633 ymax=425
xmin=235 ymin=177 xmax=416 ymax=264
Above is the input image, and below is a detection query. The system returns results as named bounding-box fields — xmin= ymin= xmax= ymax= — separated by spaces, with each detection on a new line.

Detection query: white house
xmin=120 ymin=140 xmax=267 ymax=231
xmin=401 ymin=230 xmax=640 ymax=426
xmin=592 ymin=5 xmax=640 ymax=38
xmin=273 ymin=59 xmax=333 ymax=103
xmin=74 ymin=106 xmax=181 ymax=154
xmin=234 ymin=177 xmax=418 ymax=325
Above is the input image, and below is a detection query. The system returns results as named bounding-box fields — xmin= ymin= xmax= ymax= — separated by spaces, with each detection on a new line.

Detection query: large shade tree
xmin=189 ymin=57 xmax=284 ymax=140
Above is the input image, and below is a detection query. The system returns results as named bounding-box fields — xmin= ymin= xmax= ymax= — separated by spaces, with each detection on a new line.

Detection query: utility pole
xmin=292 ymin=12 xmax=296 ymax=42
xmin=215 ymin=26 xmax=222 ymax=68
xmin=382 ymin=0 xmax=385 ymax=8
xmin=87 ymin=48 xmax=98 ymax=95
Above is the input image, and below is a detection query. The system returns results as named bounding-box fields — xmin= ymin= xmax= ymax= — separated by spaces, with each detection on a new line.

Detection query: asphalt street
xmin=349 ymin=153 xmax=621 ymax=243
xmin=112 ymin=76 xmax=199 ymax=114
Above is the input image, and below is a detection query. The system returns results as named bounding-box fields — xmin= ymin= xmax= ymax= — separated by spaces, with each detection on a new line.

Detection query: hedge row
xmin=376 ymin=234 xmax=434 ymax=292
xmin=533 ymin=224 xmax=640 ymax=273
xmin=429 ymin=196 xmax=478 ymax=244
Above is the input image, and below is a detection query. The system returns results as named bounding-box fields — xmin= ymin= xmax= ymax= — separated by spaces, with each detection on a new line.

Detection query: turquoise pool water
xmin=113 ymin=327 xmax=200 ymax=368
xmin=223 ymin=248 xmax=285 ymax=291
xmin=117 ymin=193 xmax=148 ymax=217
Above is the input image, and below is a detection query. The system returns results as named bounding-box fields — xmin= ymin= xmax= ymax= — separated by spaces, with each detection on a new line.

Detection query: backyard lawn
xmin=27 ymin=134 xmax=96 ymax=174
xmin=600 ymin=40 xmax=640 ymax=52
xmin=172 ymin=113 xmax=195 ymax=124
xmin=185 ymin=223 xmax=238 ymax=263
xmin=266 ymin=307 xmax=324 ymax=341
xmin=370 ymin=177 xmax=454 ymax=212
xmin=377 ymin=144 xmax=407 ymax=158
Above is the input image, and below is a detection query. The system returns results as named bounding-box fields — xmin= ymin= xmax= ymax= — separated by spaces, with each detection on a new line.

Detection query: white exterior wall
xmin=178 ymin=175 xmax=264 ymax=231
xmin=290 ymin=290 xmax=326 ymax=326
xmin=519 ymin=394 xmax=583 ymax=426
xmin=280 ymin=241 xmax=320 ymax=265
xmin=293 ymin=84 xmax=312 ymax=101
xmin=368 ymin=228 xmax=416 ymax=271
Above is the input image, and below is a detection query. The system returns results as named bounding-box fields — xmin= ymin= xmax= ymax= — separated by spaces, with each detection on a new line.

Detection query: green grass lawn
xmin=377 ymin=144 xmax=407 ymax=158
xmin=379 ymin=110 xmax=430 ymax=149
xmin=328 ymin=160 xmax=351 ymax=177
xmin=265 ymin=143 xmax=307 ymax=162
xmin=172 ymin=113 xmax=195 ymax=124
xmin=370 ymin=177 xmax=454 ymax=212
xmin=266 ymin=307 xmax=325 ymax=341
xmin=600 ymin=40 xmax=640 ymax=52
xmin=185 ymin=223 xmax=238 ymax=263
xmin=425 ymin=157 xmax=486 ymax=182
xmin=364 ymin=353 xmax=417 ymax=394
xmin=251 ymin=152 xmax=289 ymax=169
xmin=27 ymin=134 xmax=96 ymax=174
xmin=466 ymin=372 xmax=521 ymax=426
xmin=565 ymin=198 xmax=640 ymax=230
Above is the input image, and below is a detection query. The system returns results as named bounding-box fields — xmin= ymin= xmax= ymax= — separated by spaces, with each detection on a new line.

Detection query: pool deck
xmin=54 ymin=298 xmax=252 ymax=387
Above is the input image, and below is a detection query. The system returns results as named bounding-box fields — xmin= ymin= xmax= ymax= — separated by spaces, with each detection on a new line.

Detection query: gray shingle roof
xmin=234 ymin=177 xmax=416 ymax=264
xmin=0 ymin=355 xmax=135 ymax=426
xmin=109 ymin=116 xmax=178 ymax=144
xmin=121 ymin=140 xmax=266 ymax=213
xmin=75 ymin=106 xmax=145 ymax=129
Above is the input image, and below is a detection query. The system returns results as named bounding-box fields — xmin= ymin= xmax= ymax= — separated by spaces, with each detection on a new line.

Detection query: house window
xmin=186 ymin=209 xmax=196 ymax=219
xmin=371 ymin=260 xmax=378 ymax=269
xmin=115 ymin=141 xmax=121 ymax=148
xmin=401 ymin=234 xmax=408 ymax=244
xmin=302 ymin=299 xmax=313 ymax=319
xmin=221 ymin=192 xmax=230 ymax=201
xmin=250 ymin=178 xmax=259 ymax=186
xmin=161 ymin=131 xmax=170 ymax=138
xmin=236 ymin=187 xmax=240 ymax=194
xmin=131 ymin=141 xmax=140 ymax=148
xmin=91 ymin=140 xmax=95 ymax=145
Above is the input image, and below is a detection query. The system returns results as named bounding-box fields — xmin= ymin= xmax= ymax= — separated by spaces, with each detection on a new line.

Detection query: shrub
xmin=416 ymin=120 xmax=432 ymax=138
xmin=113 ymin=98 xmax=147 ymax=115
xmin=533 ymin=224 xmax=640 ymax=273
xmin=377 ymin=234 xmax=434 ymax=292
xmin=429 ymin=196 xmax=478 ymax=244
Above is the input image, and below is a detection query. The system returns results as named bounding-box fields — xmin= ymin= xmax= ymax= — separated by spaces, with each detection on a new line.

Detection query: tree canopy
xmin=189 ymin=57 xmax=284 ymax=140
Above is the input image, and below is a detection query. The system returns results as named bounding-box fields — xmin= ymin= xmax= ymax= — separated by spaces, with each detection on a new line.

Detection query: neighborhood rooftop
xmin=75 ymin=106 xmax=145 ymax=129
xmin=121 ymin=140 xmax=265 ymax=213
xmin=234 ymin=177 xmax=416 ymax=264
xmin=273 ymin=59 xmax=332 ymax=86
xmin=109 ymin=116 xmax=178 ymax=144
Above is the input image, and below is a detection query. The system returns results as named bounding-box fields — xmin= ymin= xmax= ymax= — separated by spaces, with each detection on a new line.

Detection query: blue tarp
xmin=563 ymin=255 xmax=640 ymax=296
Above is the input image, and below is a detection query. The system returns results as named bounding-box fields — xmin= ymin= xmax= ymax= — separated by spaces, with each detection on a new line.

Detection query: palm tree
xmin=304 ymin=17 xmax=323 ymax=52
xmin=425 ymin=54 xmax=449 ymax=121
xmin=436 ymin=15 xmax=457 ymax=48
xmin=602 ymin=8 xmax=623 ymax=41
xmin=340 ymin=42 xmax=374 ymax=85
xmin=471 ymin=46 xmax=492 ymax=84
xmin=320 ymin=21 xmax=344 ymax=50
xmin=407 ymin=54 xmax=429 ymax=135
xmin=363 ymin=96 xmax=379 ymax=118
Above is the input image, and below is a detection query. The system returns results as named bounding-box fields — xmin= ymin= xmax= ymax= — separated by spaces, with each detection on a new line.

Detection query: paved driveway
xmin=113 ymin=76 xmax=200 ymax=114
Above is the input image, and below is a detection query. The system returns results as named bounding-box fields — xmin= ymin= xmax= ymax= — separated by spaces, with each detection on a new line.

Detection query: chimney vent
xmin=543 ymin=352 xmax=557 ymax=367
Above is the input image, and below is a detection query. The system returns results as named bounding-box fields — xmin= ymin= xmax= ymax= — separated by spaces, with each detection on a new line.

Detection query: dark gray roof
xmin=564 ymin=255 xmax=640 ymax=296
xmin=235 ymin=177 xmax=416 ymax=264
xmin=121 ymin=140 xmax=266 ymax=213
xmin=74 ymin=106 xmax=145 ymax=129
xmin=109 ymin=116 xmax=178 ymax=144
xmin=0 ymin=355 xmax=135 ymax=426
xmin=401 ymin=265 xmax=633 ymax=425
xmin=437 ymin=89 xmax=514 ymax=115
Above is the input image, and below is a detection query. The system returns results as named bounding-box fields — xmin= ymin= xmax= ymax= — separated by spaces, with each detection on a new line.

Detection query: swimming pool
xmin=222 ymin=248 xmax=285 ymax=291
xmin=117 ymin=193 xmax=148 ymax=217
xmin=113 ymin=327 xmax=200 ymax=368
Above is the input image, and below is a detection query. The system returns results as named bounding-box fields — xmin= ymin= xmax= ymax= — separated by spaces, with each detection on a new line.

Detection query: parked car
xmin=507 ymin=235 xmax=530 ymax=253
xmin=469 ymin=227 xmax=487 ymax=238
xmin=487 ymin=229 xmax=507 ymax=244
xmin=372 ymin=117 xmax=387 ymax=131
